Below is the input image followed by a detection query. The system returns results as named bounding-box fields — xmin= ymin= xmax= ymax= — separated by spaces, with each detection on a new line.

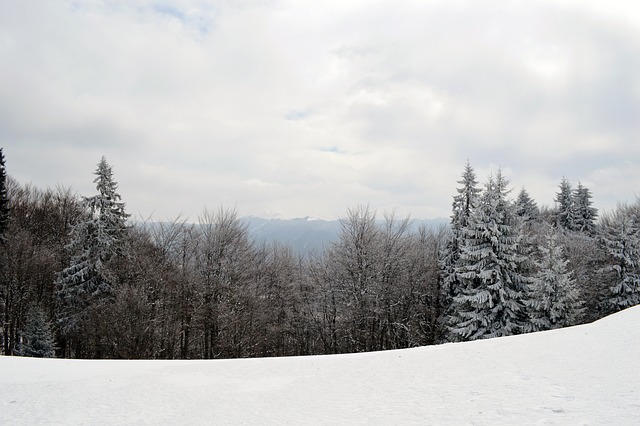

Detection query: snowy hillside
xmin=2 ymin=307 xmax=640 ymax=425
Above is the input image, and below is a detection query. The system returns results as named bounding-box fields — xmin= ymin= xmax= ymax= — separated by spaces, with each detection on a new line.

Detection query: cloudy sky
xmin=2 ymin=0 xmax=639 ymax=220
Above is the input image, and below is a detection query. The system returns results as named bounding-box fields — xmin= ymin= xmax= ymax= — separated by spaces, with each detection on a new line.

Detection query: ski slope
xmin=2 ymin=307 xmax=640 ymax=425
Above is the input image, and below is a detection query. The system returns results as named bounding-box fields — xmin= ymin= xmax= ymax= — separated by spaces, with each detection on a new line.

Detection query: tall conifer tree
xmin=599 ymin=206 xmax=640 ymax=313
xmin=515 ymin=187 xmax=539 ymax=222
xmin=0 ymin=148 xmax=8 ymax=240
xmin=573 ymin=182 xmax=598 ymax=234
xmin=439 ymin=161 xmax=481 ymax=337
xmin=555 ymin=177 xmax=576 ymax=230
xmin=446 ymin=170 xmax=529 ymax=341
xmin=57 ymin=157 xmax=130 ymax=336
xmin=525 ymin=226 xmax=583 ymax=331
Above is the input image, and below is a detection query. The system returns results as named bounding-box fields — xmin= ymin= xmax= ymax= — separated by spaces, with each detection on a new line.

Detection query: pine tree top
xmin=451 ymin=161 xmax=482 ymax=230
xmin=85 ymin=156 xmax=130 ymax=221
xmin=515 ymin=187 xmax=539 ymax=221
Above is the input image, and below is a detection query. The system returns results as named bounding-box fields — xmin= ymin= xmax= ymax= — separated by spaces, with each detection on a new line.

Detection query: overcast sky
xmin=2 ymin=0 xmax=639 ymax=220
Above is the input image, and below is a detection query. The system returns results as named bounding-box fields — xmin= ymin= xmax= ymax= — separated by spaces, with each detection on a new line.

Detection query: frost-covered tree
xmin=515 ymin=187 xmax=539 ymax=222
xmin=557 ymin=229 xmax=603 ymax=323
xmin=0 ymin=148 xmax=8 ymax=239
xmin=316 ymin=206 xmax=439 ymax=353
xmin=19 ymin=305 xmax=56 ymax=358
xmin=525 ymin=226 xmax=583 ymax=332
xmin=573 ymin=182 xmax=598 ymax=234
xmin=446 ymin=171 xmax=530 ymax=341
xmin=598 ymin=206 xmax=640 ymax=313
xmin=438 ymin=161 xmax=481 ymax=336
xmin=451 ymin=161 xmax=482 ymax=233
xmin=555 ymin=177 xmax=576 ymax=230
xmin=56 ymin=157 xmax=130 ymax=337
xmin=196 ymin=207 xmax=254 ymax=359
xmin=0 ymin=148 xmax=8 ymax=353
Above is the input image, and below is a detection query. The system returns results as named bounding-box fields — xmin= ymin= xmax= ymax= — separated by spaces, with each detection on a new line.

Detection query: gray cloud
xmin=2 ymin=0 xmax=639 ymax=220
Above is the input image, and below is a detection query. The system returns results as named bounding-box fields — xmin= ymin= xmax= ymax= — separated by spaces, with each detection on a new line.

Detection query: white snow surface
xmin=2 ymin=307 xmax=640 ymax=425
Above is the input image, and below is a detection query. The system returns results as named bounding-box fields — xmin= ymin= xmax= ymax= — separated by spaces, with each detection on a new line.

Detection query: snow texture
xmin=2 ymin=306 xmax=640 ymax=425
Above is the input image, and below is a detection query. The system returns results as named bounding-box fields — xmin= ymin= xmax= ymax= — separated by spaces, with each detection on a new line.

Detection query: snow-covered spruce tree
xmin=554 ymin=177 xmax=576 ymax=231
xmin=525 ymin=225 xmax=583 ymax=332
xmin=438 ymin=161 xmax=481 ymax=340
xmin=18 ymin=305 xmax=56 ymax=357
xmin=513 ymin=189 xmax=540 ymax=288
xmin=56 ymin=157 xmax=130 ymax=339
xmin=598 ymin=205 xmax=640 ymax=313
xmin=515 ymin=187 xmax=539 ymax=223
xmin=451 ymin=161 xmax=482 ymax=233
xmin=446 ymin=170 xmax=530 ymax=341
xmin=0 ymin=148 xmax=8 ymax=240
xmin=573 ymin=182 xmax=598 ymax=234
xmin=0 ymin=148 xmax=8 ymax=354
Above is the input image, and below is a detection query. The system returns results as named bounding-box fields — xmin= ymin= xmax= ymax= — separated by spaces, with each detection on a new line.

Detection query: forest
xmin=1 ymin=148 xmax=639 ymax=359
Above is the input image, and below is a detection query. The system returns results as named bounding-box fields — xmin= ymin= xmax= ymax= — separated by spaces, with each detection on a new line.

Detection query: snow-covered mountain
xmin=2 ymin=306 xmax=639 ymax=425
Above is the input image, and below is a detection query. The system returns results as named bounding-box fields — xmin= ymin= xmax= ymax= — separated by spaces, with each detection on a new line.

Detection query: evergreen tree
xmin=439 ymin=161 xmax=481 ymax=338
xmin=0 ymin=148 xmax=9 ymax=355
xmin=555 ymin=177 xmax=576 ymax=230
xmin=56 ymin=157 xmax=130 ymax=336
xmin=447 ymin=170 xmax=530 ymax=341
xmin=525 ymin=226 xmax=583 ymax=332
xmin=19 ymin=305 xmax=56 ymax=358
xmin=0 ymin=148 xmax=8 ymax=240
xmin=451 ymin=161 xmax=482 ymax=232
xmin=514 ymin=188 xmax=539 ymax=277
xmin=515 ymin=187 xmax=539 ymax=222
xmin=598 ymin=206 xmax=640 ymax=313
xmin=573 ymin=182 xmax=598 ymax=234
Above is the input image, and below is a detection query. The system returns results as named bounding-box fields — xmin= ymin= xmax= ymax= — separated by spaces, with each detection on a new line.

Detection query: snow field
xmin=2 ymin=306 xmax=640 ymax=425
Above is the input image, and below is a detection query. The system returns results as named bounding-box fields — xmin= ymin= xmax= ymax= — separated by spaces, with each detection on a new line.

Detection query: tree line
xmin=0 ymin=151 xmax=638 ymax=358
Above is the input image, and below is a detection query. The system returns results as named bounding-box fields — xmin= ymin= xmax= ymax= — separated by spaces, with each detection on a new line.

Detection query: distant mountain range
xmin=142 ymin=216 xmax=449 ymax=255
xmin=244 ymin=216 xmax=449 ymax=255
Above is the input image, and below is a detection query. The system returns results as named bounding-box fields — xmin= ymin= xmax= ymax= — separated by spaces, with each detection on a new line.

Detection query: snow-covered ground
xmin=2 ymin=307 xmax=639 ymax=425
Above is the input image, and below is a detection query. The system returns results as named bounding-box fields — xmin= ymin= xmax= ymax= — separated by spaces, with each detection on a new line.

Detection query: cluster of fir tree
xmin=598 ymin=204 xmax=640 ymax=311
xmin=439 ymin=162 xmax=640 ymax=343
xmin=549 ymin=177 xmax=639 ymax=316
xmin=440 ymin=164 xmax=587 ymax=342
xmin=555 ymin=177 xmax=599 ymax=234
